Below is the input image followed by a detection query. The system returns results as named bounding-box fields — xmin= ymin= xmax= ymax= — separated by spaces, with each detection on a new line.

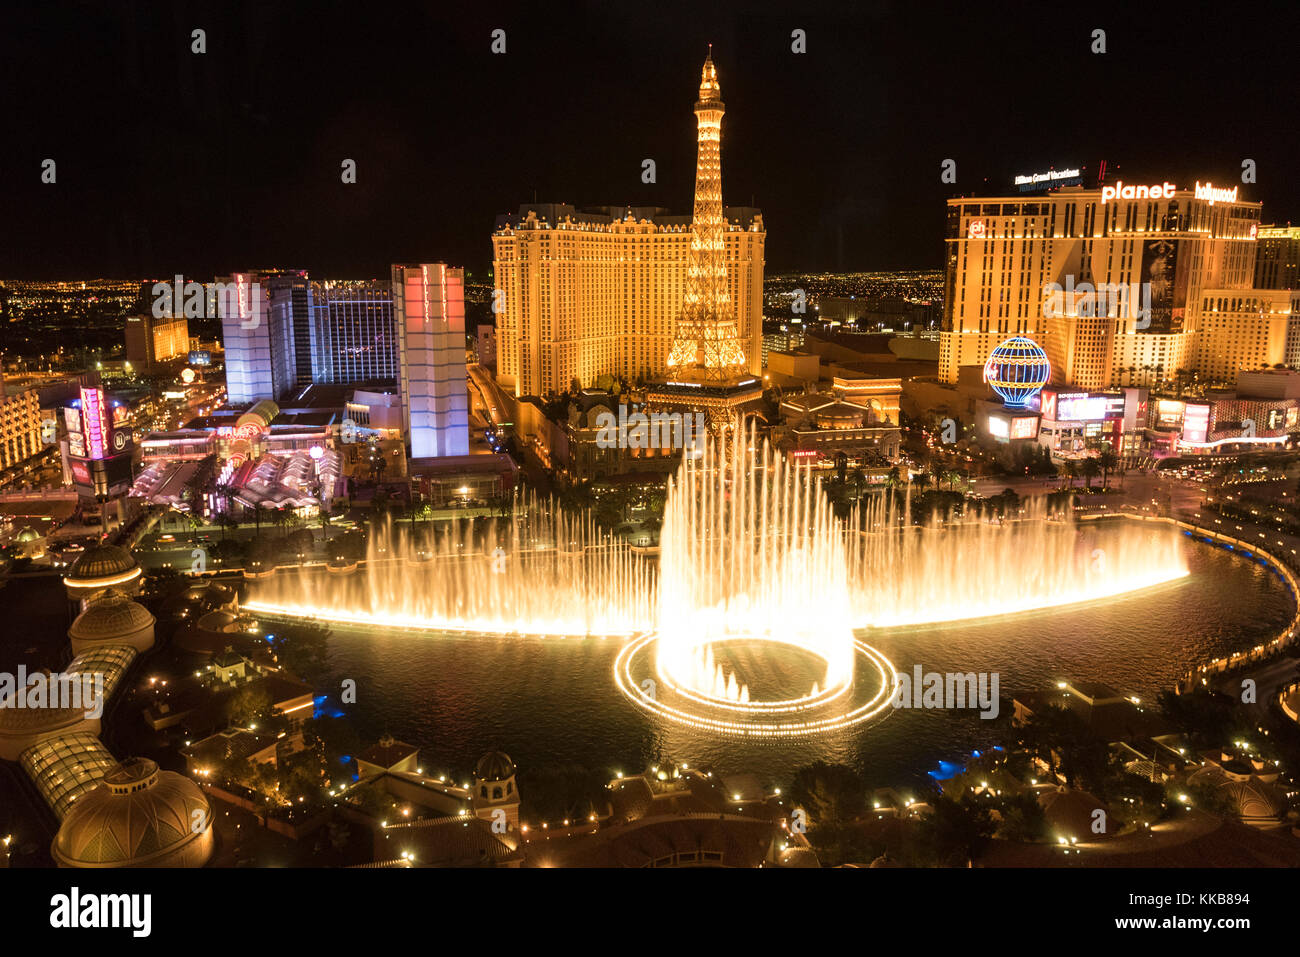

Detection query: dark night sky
xmin=4 ymin=0 xmax=1298 ymax=280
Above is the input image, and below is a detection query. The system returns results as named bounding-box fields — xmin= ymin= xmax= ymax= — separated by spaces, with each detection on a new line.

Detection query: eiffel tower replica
xmin=646 ymin=47 xmax=763 ymax=439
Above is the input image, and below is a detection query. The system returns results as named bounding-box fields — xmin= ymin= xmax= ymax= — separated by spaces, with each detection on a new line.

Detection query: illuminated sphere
xmin=983 ymin=336 xmax=1050 ymax=409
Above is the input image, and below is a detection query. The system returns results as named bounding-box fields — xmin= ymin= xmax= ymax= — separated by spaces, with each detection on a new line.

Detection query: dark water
xmin=311 ymin=538 xmax=1293 ymax=792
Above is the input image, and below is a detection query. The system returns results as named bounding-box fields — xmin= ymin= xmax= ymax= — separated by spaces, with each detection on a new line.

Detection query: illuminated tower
xmin=666 ymin=48 xmax=748 ymax=380
xmin=647 ymin=48 xmax=763 ymax=437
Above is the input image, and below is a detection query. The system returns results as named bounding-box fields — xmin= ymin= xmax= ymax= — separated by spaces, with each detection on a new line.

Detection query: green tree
xmin=994 ymin=793 xmax=1048 ymax=843
xmin=786 ymin=761 xmax=867 ymax=829
xmin=913 ymin=795 xmax=995 ymax=866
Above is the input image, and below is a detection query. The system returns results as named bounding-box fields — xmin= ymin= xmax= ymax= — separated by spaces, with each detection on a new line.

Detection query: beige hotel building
xmin=938 ymin=180 xmax=1282 ymax=391
xmin=491 ymin=203 xmax=765 ymax=397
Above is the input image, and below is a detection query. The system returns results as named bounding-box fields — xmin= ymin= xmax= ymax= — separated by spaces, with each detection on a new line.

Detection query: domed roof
xmin=0 ymin=694 xmax=87 ymax=735
xmin=52 ymin=758 xmax=213 ymax=867
xmin=67 ymin=544 xmax=139 ymax=582
xmin=15 ymin=526 xmax=41 ymax=542
xmin=1190 ymin=765 xmax=1289 ymax=822
xmin=196 ymin=609 xmax=243 ymax=633
xmin=475 ymin=751 xmax=516 ymax=782
xmin=69 ymin=594 xmax=155 ymax=642
xmin=1220 ymin=778 xmax=1289 ymax=821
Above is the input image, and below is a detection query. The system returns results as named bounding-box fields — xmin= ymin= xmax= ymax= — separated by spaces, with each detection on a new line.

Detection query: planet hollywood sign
xmin=1193 ymin=181 xmax=1240 ymax=206
xmin=1098 ymin=180 xmax=1241 ymax=206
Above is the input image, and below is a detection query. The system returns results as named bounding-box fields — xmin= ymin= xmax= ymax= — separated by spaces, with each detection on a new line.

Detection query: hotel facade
xmin=938 ymin=180 xmax=1286 ymax=392
xmin=491 ymin=203 xmax=765 ymax=397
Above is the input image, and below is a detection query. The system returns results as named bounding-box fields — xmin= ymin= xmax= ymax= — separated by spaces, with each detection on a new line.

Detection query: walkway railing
xmin=1080 ymin=512 xmax=1300 ymax=692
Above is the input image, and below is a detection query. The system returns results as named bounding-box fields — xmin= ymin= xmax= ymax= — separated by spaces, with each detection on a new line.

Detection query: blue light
xmin=928 ymin=759 xmax=966 ymax=781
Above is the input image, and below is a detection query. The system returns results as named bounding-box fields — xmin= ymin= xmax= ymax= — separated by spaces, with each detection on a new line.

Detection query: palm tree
xmin=1081 ymin=457 xmax=1101 ymax=491
xmin=1065 ymin=460 xmax=1078 ymax=489
xmin=1097 ymin=446 xmax=1119 ymax=488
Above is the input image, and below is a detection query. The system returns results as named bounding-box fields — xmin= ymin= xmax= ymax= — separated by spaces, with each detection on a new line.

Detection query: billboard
xmin=1183 ymin=404 xmax=1210 ymax=443
xmin=69 ymin=460 xmax=91 ymax=487
xmin=1010 ymin=417 xmax=1038 ymax=440
xmin=987 ymin=415 xmax=1010 ymax=440
xmin=1156 ymin=399 xmax=1185 ymax=428
xmin=1056 ymin=393 xmax=1108 ymax=421
xmin=1141 ymin=238 xmax=1183 ymax=334
xmin=188 ymin=350 xmax=212 ymax=366
xmin=65 ymin=406 xmax=85 ymax=458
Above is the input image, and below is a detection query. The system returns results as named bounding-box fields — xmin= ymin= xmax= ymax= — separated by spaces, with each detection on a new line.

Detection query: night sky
xmin=5 ymin=0 xmax=1298 ymax=280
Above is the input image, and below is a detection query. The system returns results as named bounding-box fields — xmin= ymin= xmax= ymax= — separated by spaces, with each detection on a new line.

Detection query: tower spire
xmin=668 ymin=47 xmax=747 ymax=381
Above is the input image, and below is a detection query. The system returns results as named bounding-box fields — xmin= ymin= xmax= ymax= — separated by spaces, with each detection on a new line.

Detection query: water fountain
xmin=246 ymin=428 xmax=1189 ymax=736
xmin=248 ymin=496 xmax=656 ymax=637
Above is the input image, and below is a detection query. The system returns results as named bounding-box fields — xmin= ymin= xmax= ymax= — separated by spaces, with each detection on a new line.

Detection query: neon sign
xmin=80 ymin=387 xmax=108 ymax=460
xmin=1014 ymin=168 xmax=1081 ymax=189
xmin=1100 ymin=181 xmax=1176 ymax=204
xmin=1194 ymin=181 xmax=1239 ymax=206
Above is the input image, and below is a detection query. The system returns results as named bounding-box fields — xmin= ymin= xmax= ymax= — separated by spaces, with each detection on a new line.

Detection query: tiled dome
xmin=70 ymin=594 xmax=154 ymax=641
xmin=52 ymin=758 xmax=214 ymax=868
xmin=68 ymin=594 xmax=155 ymax=654
xmin=475 ymin=751 xmax=516 ymax=782
xmin=69 ymin=544 xmax=138 ymax=581
xmin=64 ymin=544 xmax=142 ymax=600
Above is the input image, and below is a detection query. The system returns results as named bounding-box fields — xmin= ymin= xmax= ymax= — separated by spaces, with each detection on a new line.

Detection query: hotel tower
xmin=492 ymin=51 xmax=764 ymax=398
xmin=938 ymin=179 xmax=1279 ymax=391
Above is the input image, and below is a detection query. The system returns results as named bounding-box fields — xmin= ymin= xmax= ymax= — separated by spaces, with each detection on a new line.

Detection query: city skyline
xmin=6 ymin=1 xmax=1299 ymax=280
xmin=4 ymin=0 xmax=1300 ymax=899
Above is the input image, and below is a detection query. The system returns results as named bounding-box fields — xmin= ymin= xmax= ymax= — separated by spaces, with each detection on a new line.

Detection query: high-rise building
xmin=939 ymin=181 xmax=1263 ymax=390
xmin=219 ymin=272 xmax=275 ymax=404
xmin=0 ymin=389 xmax=43 ymax=474
xmin=491 ymin=52 xmax=764 ymax=398
xmin=125 ymin=313 xmax=190 ymax=371
xmin=264 ymin=269 xmax=314 ymax=396
xmin=220 ymin=270 xmax=398 ymax=404
xmin=310 ymin=280 xmax=398 ymax=384
xmin=1192 ymin=288 xmax=1300 ymax=381
xmin=392 ymin=263 xmax=469 ymax=459
xmin=1255 ymin=225 xmax=1300 ymax=290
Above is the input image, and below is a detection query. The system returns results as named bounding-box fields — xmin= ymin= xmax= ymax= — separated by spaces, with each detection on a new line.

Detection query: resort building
xmin=492 ymin=204 xmax=764 ymax=397
xmin=939 ymin=180 xmax=1272 ymax=391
